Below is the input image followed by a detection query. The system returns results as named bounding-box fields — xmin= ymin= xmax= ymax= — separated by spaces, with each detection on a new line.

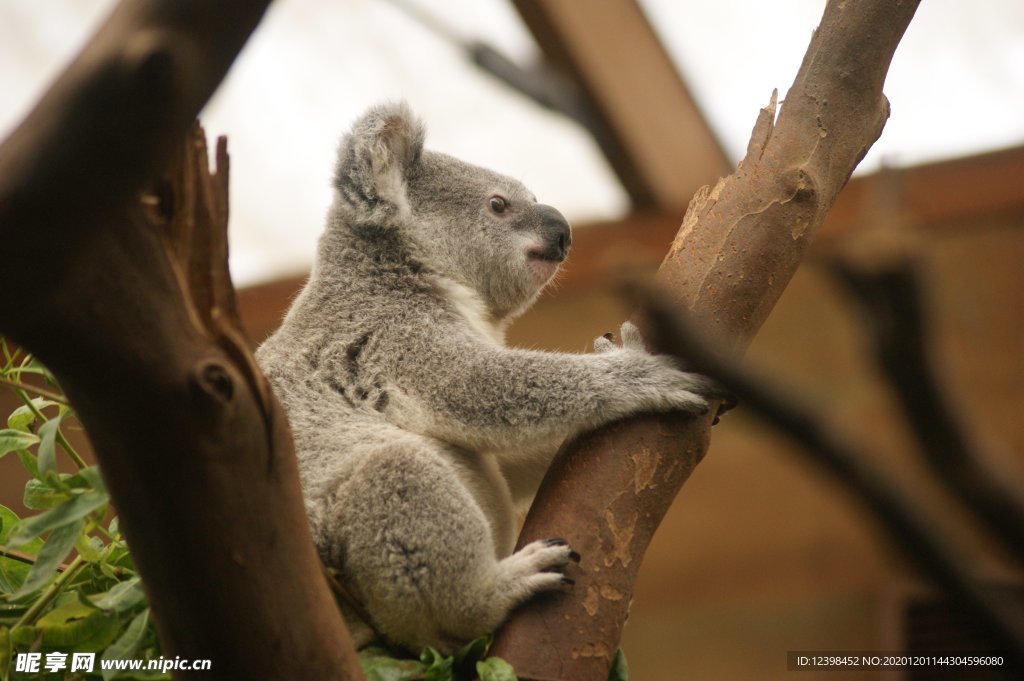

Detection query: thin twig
xmin=0 ymin=544 xmax=68 ymax=570
xmin=13 ymin=555 xmax=85 ymax=628
xmin=0 ymin=375 xmax=70 ymax=405
xmin=626 ymin=279 xmax=1024 ymax=666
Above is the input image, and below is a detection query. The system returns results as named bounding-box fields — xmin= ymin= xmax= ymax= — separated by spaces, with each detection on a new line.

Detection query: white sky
xmin=2 ymin=0 xmax=1022 ymax=286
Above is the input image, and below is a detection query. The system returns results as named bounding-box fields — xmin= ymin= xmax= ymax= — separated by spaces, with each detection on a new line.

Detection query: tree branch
xmin=628 ymin=279 xmax=1024 ymax=666
xmin=828 ymin=238 xmax=1024 ymax=568
xmin=0 ymin=2 xmax=362 ymax=679
xmin=492 ymin=1 xmax=921 ymax=678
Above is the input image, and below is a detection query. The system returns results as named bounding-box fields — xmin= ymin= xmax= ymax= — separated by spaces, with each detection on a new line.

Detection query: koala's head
xmin=331 ymin=102 xmax=571 ymax=322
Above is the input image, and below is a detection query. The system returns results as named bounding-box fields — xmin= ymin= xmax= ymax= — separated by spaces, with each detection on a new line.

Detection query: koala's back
xmin=256 ymin=274 xmax=522 ymax=650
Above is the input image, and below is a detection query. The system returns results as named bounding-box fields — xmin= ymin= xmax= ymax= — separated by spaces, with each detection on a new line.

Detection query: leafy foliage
xmin=1 ymin=338 xmax=165 ymax=680
xmin=359 ymin=636 xmax=517 ymax=681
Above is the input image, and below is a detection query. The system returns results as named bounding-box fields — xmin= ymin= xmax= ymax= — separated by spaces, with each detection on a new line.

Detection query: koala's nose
xmin=535 ymin=204 xmax=572 ymax=262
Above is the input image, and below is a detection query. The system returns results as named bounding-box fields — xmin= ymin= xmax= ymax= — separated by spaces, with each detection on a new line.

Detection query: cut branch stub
xmin=492 ymin=1 xmax=921 ymax=679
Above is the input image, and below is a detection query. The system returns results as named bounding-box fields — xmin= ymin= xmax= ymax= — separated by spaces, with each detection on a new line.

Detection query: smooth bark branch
xmin=492 ymin=1 xmax=921 ymax=678
xmin=0 ymin=2 xmax=362 ymax=679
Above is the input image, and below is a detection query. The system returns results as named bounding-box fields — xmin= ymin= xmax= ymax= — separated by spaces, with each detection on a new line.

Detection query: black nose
xmin=535 ymin=204 xmax=572 ymax=262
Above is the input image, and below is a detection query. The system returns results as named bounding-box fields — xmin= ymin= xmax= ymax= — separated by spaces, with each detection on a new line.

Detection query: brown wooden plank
xmin=512 ymin=0 xmax=732 ymax=212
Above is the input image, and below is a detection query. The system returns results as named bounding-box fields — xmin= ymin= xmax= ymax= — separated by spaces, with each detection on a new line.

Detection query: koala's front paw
xmin=596 ymin=321 xmax=719 ymax=416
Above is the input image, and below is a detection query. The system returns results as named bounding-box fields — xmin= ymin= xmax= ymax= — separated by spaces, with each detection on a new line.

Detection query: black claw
xmin=568 ymin=550 xmax=581 ymax=563
xmin=602 ymin=332 xmax=614 ymax=341
xmin=560 ymin=576 xmax=575 ymax=588
xmin=545 ymin=537 xmax=568 ymax=547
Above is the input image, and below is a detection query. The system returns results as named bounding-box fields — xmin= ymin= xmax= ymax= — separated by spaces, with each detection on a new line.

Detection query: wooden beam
xmin=511 ymin=0 xmax=732 ymax=212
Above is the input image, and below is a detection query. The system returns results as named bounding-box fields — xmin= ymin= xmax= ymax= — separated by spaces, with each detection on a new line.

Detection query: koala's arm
xmin=385 ymin=323 xmax=715 ymax=454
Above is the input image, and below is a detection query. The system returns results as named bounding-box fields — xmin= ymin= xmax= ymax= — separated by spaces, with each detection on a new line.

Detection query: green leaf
xmin=360 ymin=646 xmax=428 ymax=681
xmin=6 ymin=490 xmax=107 ymax=548
xmin=477 ymin=657 xmax=518 ymax=681
xmin=0 ymin=623 xmax=10 ymax=681
xmin=36 ymin=410 xmax=69 ymax=477
xmin=0 ymin=429 xmax=37 ymax=458
xmin=0 ymin=505 xmax=43 ymax=595
xmin=101 ymin=608 xmax=151 ymax=680
xmin=453 ymin=635 xmax=490 ymax=666
xmin=421 ymin=646 xmax=454 ymax=681
xmin=8 ymin=624 xmax=37 ymax=647
xmin=37 ymin=594 xmax=120 ymax=652
xmin=11 ymin=519 xmax=81 ymax=598
xmin=607 ymin=649 xmax=628 ymax=681
xmin=76 ymin=466 xmax=107 ymax=494
xmin=23 ymin=479 xmax=72 ymax=510
xmin=76 ymin=532 xmax=103 ymax=562
xmin=16 ymin=448 xmax=40 ymax=480
xmin=91 ymin=577 xmax=146 ymax=613
xmin=6 ymin=398 xmax=56 ymax=432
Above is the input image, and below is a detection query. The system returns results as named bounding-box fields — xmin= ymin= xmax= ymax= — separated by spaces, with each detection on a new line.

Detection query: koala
xmin=255 ymin=102 xmax=716 ymax=653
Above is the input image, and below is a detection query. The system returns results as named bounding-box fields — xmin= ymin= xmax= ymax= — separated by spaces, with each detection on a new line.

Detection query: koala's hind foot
xmin=495 ymin=537 xmax=581 ymax=597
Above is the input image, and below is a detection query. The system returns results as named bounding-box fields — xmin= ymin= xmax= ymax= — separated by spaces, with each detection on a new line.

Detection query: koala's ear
xmin=333 ymin=102 xmax=426 ymax=222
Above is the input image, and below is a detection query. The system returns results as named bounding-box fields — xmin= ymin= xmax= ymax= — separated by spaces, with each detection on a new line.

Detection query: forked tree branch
xmin=491 ymin=1 xmax=922 ymax=678
xmin=0 ymin=2 xmax=362 ymax=679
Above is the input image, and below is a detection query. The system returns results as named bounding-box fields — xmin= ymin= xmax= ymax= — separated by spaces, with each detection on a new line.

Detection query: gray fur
xmin=255 ymin=102 xmax=715 ymax=652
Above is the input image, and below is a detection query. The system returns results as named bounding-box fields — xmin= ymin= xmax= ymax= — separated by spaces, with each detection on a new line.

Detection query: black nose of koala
xmin=535 ymin=204 xmax=572 ymax=262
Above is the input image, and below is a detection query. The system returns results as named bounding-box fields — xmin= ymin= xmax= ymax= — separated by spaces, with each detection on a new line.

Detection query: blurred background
xmin=1 ymin=1 xmax=1022 ymax=678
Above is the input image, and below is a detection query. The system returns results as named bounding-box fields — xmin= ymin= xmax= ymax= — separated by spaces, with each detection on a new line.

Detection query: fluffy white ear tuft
xmin=333 ymin=101 xmax=426 ymax=223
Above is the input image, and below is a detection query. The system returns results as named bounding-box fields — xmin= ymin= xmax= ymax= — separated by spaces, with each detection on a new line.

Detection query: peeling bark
xmin=491 ymin=1 xmax=921 ymax=678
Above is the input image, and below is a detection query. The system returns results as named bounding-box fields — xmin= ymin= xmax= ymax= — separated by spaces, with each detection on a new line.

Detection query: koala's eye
xmin=489 ymin=196 xmax=509 ymax=215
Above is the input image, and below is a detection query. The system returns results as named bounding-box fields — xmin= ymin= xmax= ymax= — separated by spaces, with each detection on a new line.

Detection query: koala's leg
xmin=324 ymin=440 xmax=575 ymax=653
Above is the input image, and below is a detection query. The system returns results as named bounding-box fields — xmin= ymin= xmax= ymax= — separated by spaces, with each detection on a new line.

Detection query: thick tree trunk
xmin=491 ymin=1 xmax=922 ymax=678
xmin=0 ymin=2 xmax=361 ymax=679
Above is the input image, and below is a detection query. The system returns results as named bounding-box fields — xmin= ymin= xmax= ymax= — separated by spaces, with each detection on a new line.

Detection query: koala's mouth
xmin=526 ymin=249 xmax=563 ymax=283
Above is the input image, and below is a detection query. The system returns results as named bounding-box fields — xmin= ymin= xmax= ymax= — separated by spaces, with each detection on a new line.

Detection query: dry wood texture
xmin=491 ymin=1 xmax=922 ymax=678
xmin=0 ymin=2 xmax=361 ymax=679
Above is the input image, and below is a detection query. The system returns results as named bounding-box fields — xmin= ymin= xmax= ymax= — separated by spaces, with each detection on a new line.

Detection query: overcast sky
xmin=2 ymin=0 xmax=1021 ymax=285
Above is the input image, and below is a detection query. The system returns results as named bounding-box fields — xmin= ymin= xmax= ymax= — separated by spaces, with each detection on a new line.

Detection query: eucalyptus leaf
xmin=11 ymin=519 xmax=81 ymax=598
xmin=76 ymin=532 xmax=103 ymax=562
xmin=8 ymin=624 xmax=37 ymax=648
xmin=101 ymin=608 xmax=151 ymax=680
xmin=607 ymin=649 xmax=629 ymax=681
xmin=0 ymin=619 xmax=10 ymax=681
xmin=0 ymin=505 xmax=44 ymax=595
xmin=6 ymin=490 xmax=107 ymax=547
xmin=37 ymin=595 xmax=120 ymax=652
xmin=36 ymin=410 xmax=69 ymax=476
xmin=23 ymin=478 xmax=71 ymax=510
xmin=0 ymin=428 xmax=37 ymax=458
xmin=91 ymin=577 xmax=146 ymax=613
xmin=477 ymin=657 xmax=518 ymax=681
xmin=360 ymin=646 xmax=429 ymax=681
xmin=0 ymin=556 xmax=32 ymax=595
xmin=16 ymin=448 xmax=40 ymax=480
xmin=6 ymin=398 xmax=57 ymax=432
xmin=77 ymin=465 xmax=107 ymax=494
xmin=421 ymin=646 xmax=454 ymax=681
